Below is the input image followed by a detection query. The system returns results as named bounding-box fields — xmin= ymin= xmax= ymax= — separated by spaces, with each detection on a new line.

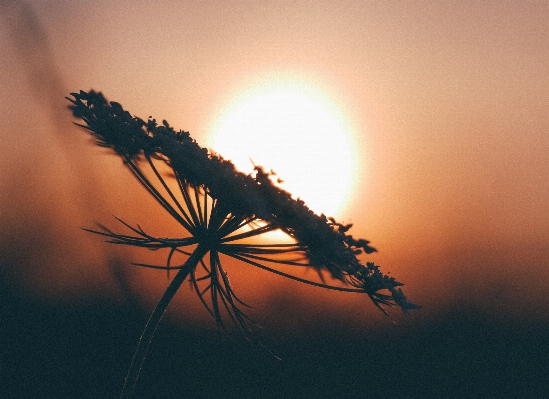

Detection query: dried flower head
xmin=67 ymin=90 xmax=420 ymax=397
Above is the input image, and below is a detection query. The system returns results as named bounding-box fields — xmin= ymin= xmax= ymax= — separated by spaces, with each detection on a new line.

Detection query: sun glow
xmin=207 ymin=77 xmax=358 ymax=218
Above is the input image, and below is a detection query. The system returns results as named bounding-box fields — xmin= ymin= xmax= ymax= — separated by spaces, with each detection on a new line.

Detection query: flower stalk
xmin=120 ymin=244 xmax=209 ymax=399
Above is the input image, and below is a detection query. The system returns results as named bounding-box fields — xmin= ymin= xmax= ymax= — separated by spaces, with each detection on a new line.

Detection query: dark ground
xmin=1 ymin=277 xmax=548 ymax=399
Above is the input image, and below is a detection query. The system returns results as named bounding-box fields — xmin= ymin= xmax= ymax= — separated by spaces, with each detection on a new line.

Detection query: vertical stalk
xmin=120 ymin=244 xmax=210 ymax=398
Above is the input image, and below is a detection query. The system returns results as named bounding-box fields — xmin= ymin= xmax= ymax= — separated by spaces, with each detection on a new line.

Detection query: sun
xmin=206 ymin=77 xmax=357 ymax=218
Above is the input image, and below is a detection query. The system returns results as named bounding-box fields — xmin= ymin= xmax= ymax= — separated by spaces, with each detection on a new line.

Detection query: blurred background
xmin=1 ymin=1 xmax=548 ymax=397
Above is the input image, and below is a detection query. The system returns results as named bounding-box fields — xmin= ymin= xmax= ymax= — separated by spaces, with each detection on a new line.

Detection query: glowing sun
xmin=207 ymin=77 xmax=357 ymax=218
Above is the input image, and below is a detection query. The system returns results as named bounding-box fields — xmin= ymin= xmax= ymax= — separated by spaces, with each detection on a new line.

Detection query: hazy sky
xmin=1 ymin=0 xmax=548 ymax=325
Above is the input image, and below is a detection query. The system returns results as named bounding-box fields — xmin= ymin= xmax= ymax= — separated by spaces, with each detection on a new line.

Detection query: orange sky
xmin=1 ymin=0 xmax=548 ymax=327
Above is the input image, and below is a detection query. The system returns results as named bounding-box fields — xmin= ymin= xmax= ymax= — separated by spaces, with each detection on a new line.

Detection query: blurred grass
xmin=2 ymin=275 xmax=548 ymax=399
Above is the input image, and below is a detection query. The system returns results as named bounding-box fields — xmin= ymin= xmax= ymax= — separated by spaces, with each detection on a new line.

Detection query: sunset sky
xmin=2 ymin=1 xmax=549 ymax=397
xmin=1 ymin=0 xmax=548 ymax=326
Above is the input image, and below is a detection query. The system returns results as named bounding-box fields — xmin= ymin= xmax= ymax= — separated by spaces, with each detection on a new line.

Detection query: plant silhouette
xmin=67 ymin=90 xmax=420 ymax=398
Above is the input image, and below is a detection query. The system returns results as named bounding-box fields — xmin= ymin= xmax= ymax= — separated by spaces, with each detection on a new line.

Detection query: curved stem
xmin=120 ymin=244 xmax=210 ymax=398
xmin=223 ymin=251 xmax=365 ymax=293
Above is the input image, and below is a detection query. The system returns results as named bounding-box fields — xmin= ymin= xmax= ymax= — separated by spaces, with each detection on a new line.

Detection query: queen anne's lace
xmin=69 ymin=90 xmax=421 ymax=397
xmin=68 ymin=89 xmax=420 ymax=321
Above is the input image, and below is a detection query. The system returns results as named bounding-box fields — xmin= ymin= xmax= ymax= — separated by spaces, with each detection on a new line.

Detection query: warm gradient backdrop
xmin=1 ymin=1 xmax=548 ymax=397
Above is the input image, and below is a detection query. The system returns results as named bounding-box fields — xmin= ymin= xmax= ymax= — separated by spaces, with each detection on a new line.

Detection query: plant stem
xmin=120 ymin=244 xmax=210 ymax=398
